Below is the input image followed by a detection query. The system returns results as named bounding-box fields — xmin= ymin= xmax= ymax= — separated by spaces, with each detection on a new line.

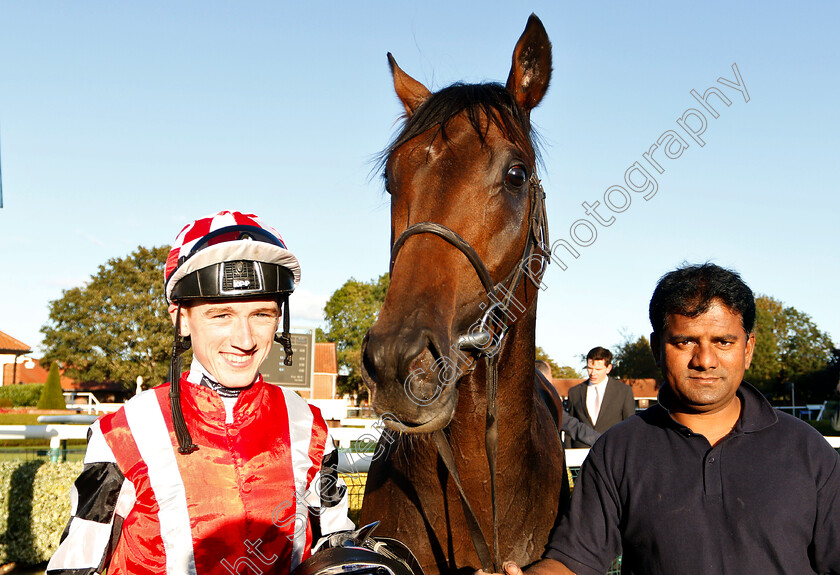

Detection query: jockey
xmin=47 ymin=210 xmax=354 ymax=575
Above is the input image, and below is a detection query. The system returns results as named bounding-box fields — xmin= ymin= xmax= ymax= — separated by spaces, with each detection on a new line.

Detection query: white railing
xmin=0 ymin=424 xmax=90 ymax=442
xmin=62 ymin=392 xmax=122 ymax=414
xmin=2 ymin=422 xmax=838 ymax=469
xmin=62 ymin=392 xmax=100 ymax=414
xmin=0 ymin=424 xmax=90 ymax=461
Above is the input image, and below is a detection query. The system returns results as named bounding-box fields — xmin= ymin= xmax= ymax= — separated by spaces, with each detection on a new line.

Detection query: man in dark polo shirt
xmin=485 ymin=263 xmax=840 ymax=575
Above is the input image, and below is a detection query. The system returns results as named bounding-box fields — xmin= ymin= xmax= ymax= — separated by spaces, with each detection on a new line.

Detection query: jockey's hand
xmin=475 ymin=561 xmax=522 ymax=575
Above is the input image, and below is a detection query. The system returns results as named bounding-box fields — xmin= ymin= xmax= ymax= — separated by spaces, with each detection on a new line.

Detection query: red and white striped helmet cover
xmin=164 ymin=210 xmax=301 ymax=303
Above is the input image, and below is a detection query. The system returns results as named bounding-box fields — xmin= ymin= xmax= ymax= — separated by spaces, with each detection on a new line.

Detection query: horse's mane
xmin=378 ymin=82 xmax=542 ymax=174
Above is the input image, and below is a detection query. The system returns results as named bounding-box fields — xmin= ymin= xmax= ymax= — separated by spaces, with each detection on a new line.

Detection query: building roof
xmin=625 ymin=378 xmax=661 ymax=398
xmin=0 ymin=330 xmax=32 ymax=354
xmin=549 ymin=377 xmax=661 ymax=399
xmin=552 ymin=378 xmax=585 ymax=398
xmin=314 ymin=342 xmax=338 ymax=374
xmin=2 ymin=361 xmax=75 ymax=387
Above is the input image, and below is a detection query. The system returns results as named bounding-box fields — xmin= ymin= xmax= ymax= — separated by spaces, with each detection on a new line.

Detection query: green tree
xmin=535 ymin=346 xmax=581 ymax=378
xmin=555 ymin=365 xmax=583 ymax=379
xmin=319 ymin=274 xmax=389 ymax=398
xmin=748 ymin=295 xmax=836 ymax=401
xmin=41 ymin=246 xmax=177 ymax=389
xmin=612 ymin=333 xmax=660 ymax=380
xmin=36 ymin=362 xmax=66 ymax=410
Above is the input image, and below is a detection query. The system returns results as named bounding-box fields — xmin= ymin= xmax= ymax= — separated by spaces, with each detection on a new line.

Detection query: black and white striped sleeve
xmin=306 ymin=430 xmax=354 ymax=537
xmin=46 ymin=419 xmax=136 ymax=575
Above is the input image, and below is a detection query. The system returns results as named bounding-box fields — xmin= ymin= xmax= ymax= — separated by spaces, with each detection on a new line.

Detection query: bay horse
xmin=360 ymin=14 xmax=568 ymax=575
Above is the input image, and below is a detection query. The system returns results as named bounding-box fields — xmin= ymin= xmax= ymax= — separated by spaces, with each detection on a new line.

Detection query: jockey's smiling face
xmin=172 ymin=298 xmax=280 ymax=388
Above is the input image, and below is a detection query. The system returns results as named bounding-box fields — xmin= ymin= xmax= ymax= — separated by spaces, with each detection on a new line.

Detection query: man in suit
xmin=536 ymin=361 xmax=601 ymax=447
xmin=564 ymin=347 xmax=635 ymax=448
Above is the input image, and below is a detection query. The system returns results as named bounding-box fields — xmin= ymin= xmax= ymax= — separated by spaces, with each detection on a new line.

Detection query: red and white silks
xmin=47 ymin=373 xmax=352 ymax=575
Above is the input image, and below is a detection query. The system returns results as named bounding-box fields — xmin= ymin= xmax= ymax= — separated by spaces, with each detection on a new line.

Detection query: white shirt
xmin=586 ymin=376 xmax=609 ymax=425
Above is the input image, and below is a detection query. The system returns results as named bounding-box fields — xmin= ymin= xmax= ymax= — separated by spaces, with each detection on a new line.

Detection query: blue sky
xmin=0 ymin=1 xmax=837 ymax=371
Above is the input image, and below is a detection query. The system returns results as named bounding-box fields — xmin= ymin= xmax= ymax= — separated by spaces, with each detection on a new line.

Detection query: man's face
xmin=172 ymin=298 xmax=280 ymax=388
xmin=586 ymin=359 xmax=611 ymax=384
xmin=651 ymin=299 xmax=755 ymax=414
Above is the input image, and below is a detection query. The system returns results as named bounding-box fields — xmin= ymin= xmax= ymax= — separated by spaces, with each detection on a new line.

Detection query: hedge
xmin=37 ymin=363 xmax=66 ymax=410
xmin=0 ymin=460 xmax=82 ymax=564
xmin=0 ymin=384 xmax=44 ymax=407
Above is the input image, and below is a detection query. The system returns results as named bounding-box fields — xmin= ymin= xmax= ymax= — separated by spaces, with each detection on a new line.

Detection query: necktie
xmin=592 ymin=385 xmax=601 ymax=424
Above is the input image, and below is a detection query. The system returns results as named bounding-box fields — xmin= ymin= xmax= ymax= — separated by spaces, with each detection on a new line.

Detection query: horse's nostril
xmin=361 ymin=332 xmax=379 ymax=389
xmin=401 ymin=347 xmax=440 ymax=401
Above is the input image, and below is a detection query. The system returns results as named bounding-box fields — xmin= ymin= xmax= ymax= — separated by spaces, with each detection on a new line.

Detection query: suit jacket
xmin=565 ymin=376 xmax=635 ymax=448
xmin=561 ymin=407 xmax=601 ymax=447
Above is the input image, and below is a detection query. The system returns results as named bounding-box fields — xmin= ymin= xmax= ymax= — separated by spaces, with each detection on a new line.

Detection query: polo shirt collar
xmin=654 ymin=380 xmax=778 ymax=435
xmin=732 ymin=381 xmax=778 ymax=433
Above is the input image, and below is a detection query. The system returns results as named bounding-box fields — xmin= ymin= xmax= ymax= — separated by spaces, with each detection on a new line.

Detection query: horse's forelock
xmin=378 ymin=82 xmax=540 ymax=175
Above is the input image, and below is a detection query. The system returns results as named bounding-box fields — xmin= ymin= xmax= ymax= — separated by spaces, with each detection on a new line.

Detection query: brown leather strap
xmin=484 ymin=354 xmax=501 ymax=571
xmin=390 ymin=222 xmax=495 ymax=293
xmin=432 ymin=429 xmax=495 ymax=572
xmin=431 ymin=355 xmax=502 ymax=571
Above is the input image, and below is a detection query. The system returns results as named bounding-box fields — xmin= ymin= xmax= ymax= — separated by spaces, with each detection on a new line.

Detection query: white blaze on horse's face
xmin=361 ymin=15 xmax=552 ymax=433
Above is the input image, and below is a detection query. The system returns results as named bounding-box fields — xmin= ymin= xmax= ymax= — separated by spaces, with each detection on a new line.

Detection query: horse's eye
xmin=383 ymin=171 xmax=392 ymax=195
xmin=505 ymin=165 xmax=527 ymax=189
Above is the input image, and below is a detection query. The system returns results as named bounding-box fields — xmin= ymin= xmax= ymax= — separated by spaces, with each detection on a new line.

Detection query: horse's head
xmin=362 ymin=15 xmax=552 ymax=433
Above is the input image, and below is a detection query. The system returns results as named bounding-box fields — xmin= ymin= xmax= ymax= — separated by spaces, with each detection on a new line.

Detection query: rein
xmin=389 ymin=173 xmax=550 ymax=573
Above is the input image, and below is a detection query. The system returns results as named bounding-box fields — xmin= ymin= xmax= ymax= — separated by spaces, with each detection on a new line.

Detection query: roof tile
xmin=0 ymin=330 xmax=32 ymax=354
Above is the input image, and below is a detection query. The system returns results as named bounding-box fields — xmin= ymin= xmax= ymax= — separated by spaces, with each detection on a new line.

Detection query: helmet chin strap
xmin=274 ymin=295 xmax=294 ymax=366
xmin=169 ymin=303 xmax=197 ymax=454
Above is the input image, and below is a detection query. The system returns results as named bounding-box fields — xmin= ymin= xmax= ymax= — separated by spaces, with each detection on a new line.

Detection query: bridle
xmin=388 ymin=172 xmax=550 ymax=573
xmin=389 ymin=173 xmax=550 ymax=355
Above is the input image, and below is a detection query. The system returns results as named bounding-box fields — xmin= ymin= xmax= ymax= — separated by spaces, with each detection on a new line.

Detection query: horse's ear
xmin=506 ymin=14 xmax=552 ymax=113
xmin=388 ymin=53 xmax=432 ymax=117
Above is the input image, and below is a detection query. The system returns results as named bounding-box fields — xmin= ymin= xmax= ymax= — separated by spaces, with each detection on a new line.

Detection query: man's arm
xmin=522 ymin=559 xmax=577 ymax=575
xmin=811 ymin=444 xmax=840 ymax=573
xmin=47 ymin=419 xmax=135 ymax=574
xmin=561 ymin=408 xmax=601 ymax=447
xmin=477 ymin=558 xmax=577 ymax=575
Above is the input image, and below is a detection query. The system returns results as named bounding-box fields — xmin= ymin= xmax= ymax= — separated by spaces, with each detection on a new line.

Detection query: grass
xmin=0 ymin=413 xmax=43 ymax=425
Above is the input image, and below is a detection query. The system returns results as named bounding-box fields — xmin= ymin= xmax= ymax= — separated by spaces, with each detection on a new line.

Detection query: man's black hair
xmin=586 ymin=347 xmax=613 ymax=366
xmin=649 ymin=263 xmax=755 ymax=336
